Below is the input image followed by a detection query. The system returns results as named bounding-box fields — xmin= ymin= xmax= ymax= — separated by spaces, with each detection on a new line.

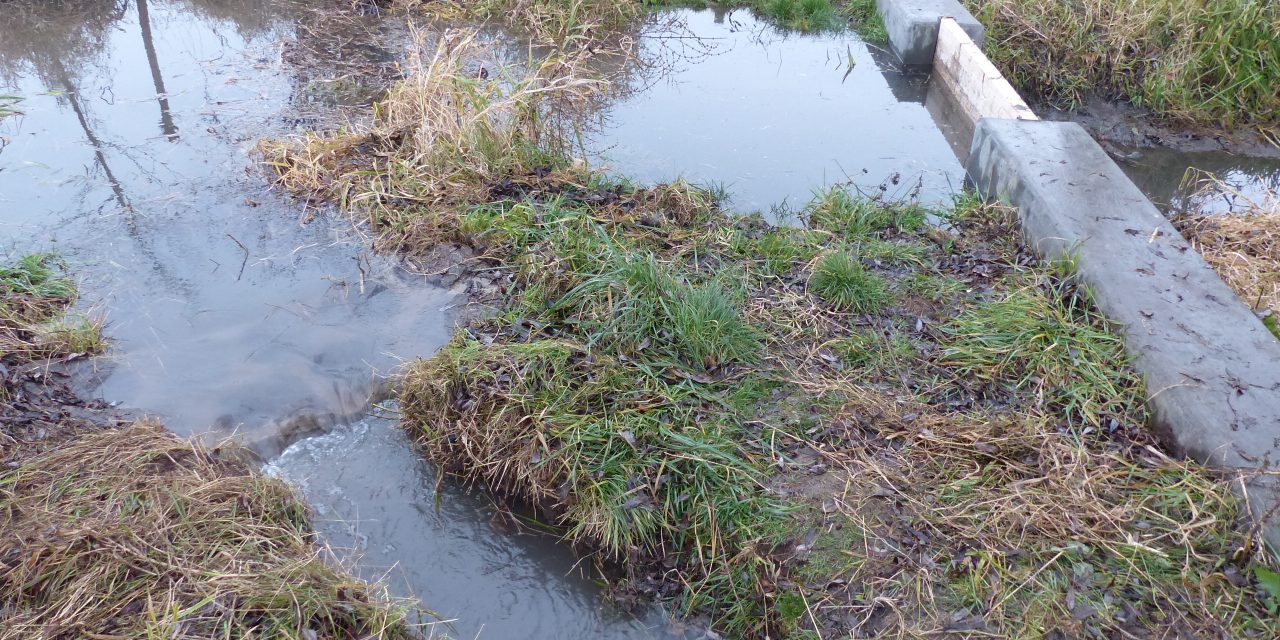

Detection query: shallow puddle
xmin=2 ymin=1 xmax=970 ymax=636
xmin=1113 ymin=145 xmax=1280 ymax=215
xmin=589 ymin=8 xmax=966 ymax=213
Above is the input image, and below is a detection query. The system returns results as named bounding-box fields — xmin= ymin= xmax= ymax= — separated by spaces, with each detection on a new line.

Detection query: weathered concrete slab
xmin=876 ymin=0 xmax=984 ymax=66
xmin=934 ymin=18 xmax=1035 ymax=126
xmin=967 ymin=118 xmax=1280 ymax=550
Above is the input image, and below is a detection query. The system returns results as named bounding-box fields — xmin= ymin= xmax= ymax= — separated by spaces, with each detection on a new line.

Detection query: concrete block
xmin=966 ymin=118 xmax=1280 ymax=550
xmin=933 ymin=18 xmax=1035 ymax=126
xmin=876 ymin=0 xmax=985 ymax=67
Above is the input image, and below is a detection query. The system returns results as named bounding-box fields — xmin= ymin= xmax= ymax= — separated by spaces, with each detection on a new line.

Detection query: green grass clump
xmin=809 ymin=251 xmax=890 ymax=313
xmin=805 ymin=186 xmax=927 ymax=238
xmin=841 ymin=0 xmax=887 ymax=43
xmin=1 ymin=253 xmax=104 ymax=360
xmin=964 ymin=0 xmax=1280 ymax=127
xmin=940 ymin=275 xmax=1140 ymax=425
xmin=755 ymin=0 xmax=838 ymax=31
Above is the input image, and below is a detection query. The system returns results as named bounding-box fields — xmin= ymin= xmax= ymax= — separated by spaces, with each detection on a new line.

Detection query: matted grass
xmin=0 ymin=422 xmax=417 ymax=640
xmin=1172 ymin=172 xmax=1280 ymax=339
xmin=963 ymin=0 xmax=1280 ymax=128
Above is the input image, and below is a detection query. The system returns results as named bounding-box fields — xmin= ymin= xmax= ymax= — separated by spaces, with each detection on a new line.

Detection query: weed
xmin=808 ymin=251 xmax=890 ymax=313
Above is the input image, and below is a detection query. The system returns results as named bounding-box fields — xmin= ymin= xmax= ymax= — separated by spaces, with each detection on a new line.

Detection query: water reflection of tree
xmin=0 ymin=0 xmax=126 ymax=86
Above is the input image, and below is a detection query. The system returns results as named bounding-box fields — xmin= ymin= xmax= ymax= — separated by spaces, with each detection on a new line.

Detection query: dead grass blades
xmin=0 ymin=421 xmax=416 ymax=639
xmin=1172 ymin=170 xmax=1280 ymax=338
xmin=261 ymin=27 xmax=606 ymax=253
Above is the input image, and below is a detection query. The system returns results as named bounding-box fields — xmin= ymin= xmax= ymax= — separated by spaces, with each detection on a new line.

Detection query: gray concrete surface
xmin=876 ymin=0 xmax=984 ymax=66
xmin=967 ymin=118 xmax=1280 ymax=550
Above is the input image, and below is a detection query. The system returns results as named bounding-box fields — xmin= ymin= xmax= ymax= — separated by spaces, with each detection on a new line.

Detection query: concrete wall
xmin=966 ymin=119 xmax=1280 ymax=548
xmin=876 ymin=0 xmax=983 ymax=66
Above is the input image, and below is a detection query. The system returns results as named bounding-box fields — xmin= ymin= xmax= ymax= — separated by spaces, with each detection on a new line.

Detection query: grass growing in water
xmin=0 ymin=95 xmax=21 ymax=119
xmin=963 ymin=0 xmax=1280 ymax=127
xmin=0 ymin=253 xmax=104 ymax=359
xmin=1171 ymin=171 xmax=1280 ymax=340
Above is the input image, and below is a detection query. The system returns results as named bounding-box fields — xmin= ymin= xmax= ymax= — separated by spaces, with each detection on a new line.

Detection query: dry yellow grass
xmin=0 ymin=421 xmax=415 ymax=640
xmin=1172 ymin=172 xmax=1280 ymax=335
xmin=261 ymin=28 xmax=605 ymax=253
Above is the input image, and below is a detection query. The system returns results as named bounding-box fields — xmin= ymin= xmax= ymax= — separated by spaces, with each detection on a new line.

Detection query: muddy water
xmin=589 ymin=8 xmax=966 ymax=213
xmin=1 ymin=2 xmax=969 ymax=637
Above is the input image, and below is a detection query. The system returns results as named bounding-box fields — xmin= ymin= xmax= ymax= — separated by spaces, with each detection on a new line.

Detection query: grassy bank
xmin=391 ymin=0 xmax=852 ymax=45
xmin=264 ymin=30 xmax=1280 ymax=637
xmin=1 ymin=256 xmax=418 ymax=639
xmin=962 ymin=0 xmax=1280 ymax=129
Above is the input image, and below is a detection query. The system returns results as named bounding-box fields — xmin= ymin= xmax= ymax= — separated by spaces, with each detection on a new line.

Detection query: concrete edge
xmin=933 ymin=18 xmax=1035 ymax=126
xmin=875 ymin=0 xmax=984 ymax=67
xmin=966 ymin=118 xmax=1280 ymax=552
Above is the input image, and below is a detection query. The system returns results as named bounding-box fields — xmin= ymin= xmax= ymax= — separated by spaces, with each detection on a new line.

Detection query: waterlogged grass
xmin=0 ymin=95 xmax=21 ymax=119
xmin=268 ymin=30 xmax=1279 ymax=637
xmin=0 ymin=422 xmax=416 ymax=639
xmin=964 ymin=0 xmax=1280 ymax=127
xmin=0 ymin=253 xmax=104 ymax=359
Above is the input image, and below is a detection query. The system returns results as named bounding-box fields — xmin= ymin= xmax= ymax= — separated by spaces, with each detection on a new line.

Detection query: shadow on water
xmin=0 ymin=2 xmax=975 ymax=636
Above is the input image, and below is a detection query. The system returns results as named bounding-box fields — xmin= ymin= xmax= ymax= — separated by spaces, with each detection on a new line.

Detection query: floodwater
xmin=0 ymin=1 xmax=968 ymax=637
xmin=588 ymin=8 xmax=966 ymax=213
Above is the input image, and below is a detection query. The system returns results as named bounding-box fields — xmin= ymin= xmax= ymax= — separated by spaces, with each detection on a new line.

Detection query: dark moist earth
xmin=1042 ymin=98 xmax=1280 ymax=158
xmin=0 ymin=357 xmax=130 ymax=466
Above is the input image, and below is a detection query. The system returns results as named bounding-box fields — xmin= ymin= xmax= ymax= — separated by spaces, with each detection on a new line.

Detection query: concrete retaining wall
xmin=967 ymin=119 xmax=1280 ymax=548
xmin=876 ymin=0 xmax=983 ymax=66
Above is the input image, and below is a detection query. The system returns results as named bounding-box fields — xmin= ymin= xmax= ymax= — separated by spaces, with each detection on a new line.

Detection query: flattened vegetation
xmin=264 ymin=27 xmax=1280 ymax=639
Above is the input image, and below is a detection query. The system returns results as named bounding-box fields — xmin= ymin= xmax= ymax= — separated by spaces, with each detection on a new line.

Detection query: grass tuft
xmin=808 ymin=251 xmax=890 ymax=313
xmin=0 ymin=253 xmax=104 ymax=360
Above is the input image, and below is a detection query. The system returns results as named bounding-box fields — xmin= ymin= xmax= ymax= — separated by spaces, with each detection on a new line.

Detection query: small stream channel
xmin=4 ymin=1 xmax=1275 ymax=637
